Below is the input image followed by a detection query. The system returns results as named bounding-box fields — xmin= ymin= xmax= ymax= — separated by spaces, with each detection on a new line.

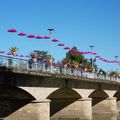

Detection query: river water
xmin=93 ymin=113 xmax=120 ymax=120
xmin=51 ymin=113 xmax=120 ymax=120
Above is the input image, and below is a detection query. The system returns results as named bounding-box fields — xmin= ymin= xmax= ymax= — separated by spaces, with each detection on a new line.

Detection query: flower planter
xmin=11 ymin=51 xmax=17 ymax=56
xmin=32 ymin=57 xmax=37 ymax=62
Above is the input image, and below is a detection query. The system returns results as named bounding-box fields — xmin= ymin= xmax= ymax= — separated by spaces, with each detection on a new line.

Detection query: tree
xmin=33 ymin=50 xmax=54 ymax=61
xmin=98 ymin=69 xmax=106 ymax=75
xmin=63 ymin=46 xmax=85 ymax=67
xmin=62 ymin=46 xmax=98 ymax=72
xmin=108 ymin=71 xmax=119 ymax=78
xmin=9 ymin=47 xmax=18 ymax=56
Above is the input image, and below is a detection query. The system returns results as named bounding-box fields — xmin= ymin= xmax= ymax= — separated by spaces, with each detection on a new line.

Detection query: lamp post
xmin=89 ymin=45 xmax=94 ymax=68
xmin=48 ymin=28 xmax=54 ymax=73
xmin=115 ymin=56 xmax=118 ymax=60
xmin=115 ymin=55 xmax=118 ymax=72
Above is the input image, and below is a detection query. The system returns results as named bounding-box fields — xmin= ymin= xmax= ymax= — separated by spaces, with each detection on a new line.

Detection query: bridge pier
xmin=93 ymin=97 xmax=117 ymax=113
xmin=78 ymin=98 xmax=92 ymax=120
xmin=51 ymin=98 xmax=92 ymax=120
xmin=5 ymin=99 xmax=51 ymax=120
xmin=117 ymin=100 xmax=120 ymax=111
xmin=30 ymin=99 xmax=51 ymax=120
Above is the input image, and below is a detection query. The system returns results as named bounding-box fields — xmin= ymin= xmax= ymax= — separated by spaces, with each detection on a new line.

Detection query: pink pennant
xmin=25 ymin=55 xmax=31 ymax=58
xmin=19 ymin=55 xmax=24 ymax=57
xmin=52 ymin=38 xmax=59 ymax=42
xmin=69 ymin=49 xmax=77 ymax=53
xmin=8 ymin=28 xmax=17 ymax=32
xmin=64 ymin=47 xmax=70 ymax=50
xmin=91 ymin=52 xmax=97 ymax=55
xmin=36 ymin=36 xmax=44 ymax=39
xmin=96 ymin=55 xmax=101 ymax=58
xmin=27 ymin=34 xmax=35 ymax=38
xmin=18 ymin=32 xmax=26 ymax=36
xmin=43 ymin=36 xmax=50 ymax=39
xmin=58 ymin=43 xmax=64 ymax=46
xmin=0 ymin=50 xmax=6 ymax=53
xmin=6 ymin=52 xmax=12 ymax=55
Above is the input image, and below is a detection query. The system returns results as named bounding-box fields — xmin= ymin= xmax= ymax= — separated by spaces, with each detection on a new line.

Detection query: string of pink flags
xmin=1 ymin=28 xmax=118 ymax=65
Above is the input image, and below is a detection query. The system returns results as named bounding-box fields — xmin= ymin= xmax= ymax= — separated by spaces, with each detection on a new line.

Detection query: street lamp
xmin=89 ymin=45 xmax=94 ymax=68
xmin=114 ymin=55 xmax=118 ymax=71
xmin=48 ymin=28 xmax=54 ymax=73
xmin=115 ymin=56 xmax=118 ymax=60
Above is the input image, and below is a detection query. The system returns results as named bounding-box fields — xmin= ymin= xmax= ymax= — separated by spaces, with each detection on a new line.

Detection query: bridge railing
xmin=0 ymin=55 xmax=28 ymax=69
xmin=0 ymin=55 xmax=119 ymax=82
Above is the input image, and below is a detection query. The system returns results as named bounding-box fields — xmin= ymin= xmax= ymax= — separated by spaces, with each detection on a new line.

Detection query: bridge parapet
xmin=0 ymin=54 xmax=119 ymax=82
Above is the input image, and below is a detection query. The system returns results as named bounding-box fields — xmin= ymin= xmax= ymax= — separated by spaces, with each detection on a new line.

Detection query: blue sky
xmin=0 ymin=0 xmax=120 ymax=71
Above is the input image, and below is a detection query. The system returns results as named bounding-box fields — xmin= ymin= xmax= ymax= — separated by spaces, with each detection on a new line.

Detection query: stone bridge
xmin=0 ymin=66 xmax=120 ymax=120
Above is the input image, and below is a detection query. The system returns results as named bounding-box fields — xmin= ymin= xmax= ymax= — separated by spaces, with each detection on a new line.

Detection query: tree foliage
xmin=63 ymin=46 xmax=98 ymax=71
xmin=33 ymin=50 xmax=54 ymax=61
xmin=63 ymin=47 xmax=85 ymax=66
xmin=9 ymin=47 xmax=18 ymax=56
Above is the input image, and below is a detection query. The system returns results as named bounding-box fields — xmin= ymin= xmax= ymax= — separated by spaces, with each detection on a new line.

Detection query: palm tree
xmin=9 ymin=47 xmax=18 ymax=56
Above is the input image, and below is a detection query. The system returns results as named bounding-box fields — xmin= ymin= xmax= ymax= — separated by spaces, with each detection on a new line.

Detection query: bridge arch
xmin=89 ymin=90 xmax=109 ymax=106
xmin=0 ymin=85 xmax=35 ymax=118
xmin=114 ymin=90 xmax=120 ymax=101
xmin=89 ymin=90 xmax=111 ymax=113
xmin=47 ymin=88 xmax=82 ymax=117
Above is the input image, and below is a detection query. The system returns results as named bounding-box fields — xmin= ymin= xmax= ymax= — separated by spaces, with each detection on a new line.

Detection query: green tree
xmin=62 ymin=46 xmax=98 ymax=72
xmin=9 ymin=47 xmax=18 ymax=56
xmin=33 ymin=50 xmax=54 ymax=61
xmin=63 ymin=46 xmax=85 ymax=67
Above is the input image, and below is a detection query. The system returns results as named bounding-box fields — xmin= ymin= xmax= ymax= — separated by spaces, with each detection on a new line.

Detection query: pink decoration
xmin=27 ymin=34 xmax=35 ymax=38
xmin=15 ymin=54 xmax=19 ymax=56
xmin=37 ymin=57 xmax=43 ymax=60
xmin=106 ymin=60 xmax=111 ymax=63
xmin=25 ymin=55 xmax=31 ymax=58
xmin=18 ymin=32 xmax=26 ymax=36
xmin=99 ymin=57 xmax=104 ymax=60
xmin=96 ymin=55 xmax=101 ymax=58
xmin=83 ymin=52 xmax=89 ymax=54
xmin=43 ymin=59 xmax=49 ymax=63
xmin=58 ymin=43 xmax=64 ymax=46
xmin=0 ymin=51 xmax=6 ymax=53
xmin=7 ymin=52 xmax=12 ymax=55
xmin=116 ymin=61 xmax=120 ymax=63
xmin=52 ymin=38 xmax=59 ymax=42
xmin=80 ymin=52 xmax=84 ymax=54
xmin=102 ymin=59 xmax=108 ymax=62
xmin=91 ymin=52 xmax=97 ymax=55
xmin=43 ymin=36 xmax=50 ymax=39
xmin=19 ymin=55 xmax=24 ymax=57
xmin=69 ymin=49 xmax=77 ymax=53
xmin=64 ymin=47 xmax=70 ymax=50
xmin=8 ymin=28 xmax=17 ymax=32
xmin=36 ymin=36 xmax=44 ymax=39
xmin=77 ymin=51 xmax=84 ymax=54
xmin=87 ymin=51 xmax=92 ymax=54
xmin=109 ymin=60 xmax=114 ymax=63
